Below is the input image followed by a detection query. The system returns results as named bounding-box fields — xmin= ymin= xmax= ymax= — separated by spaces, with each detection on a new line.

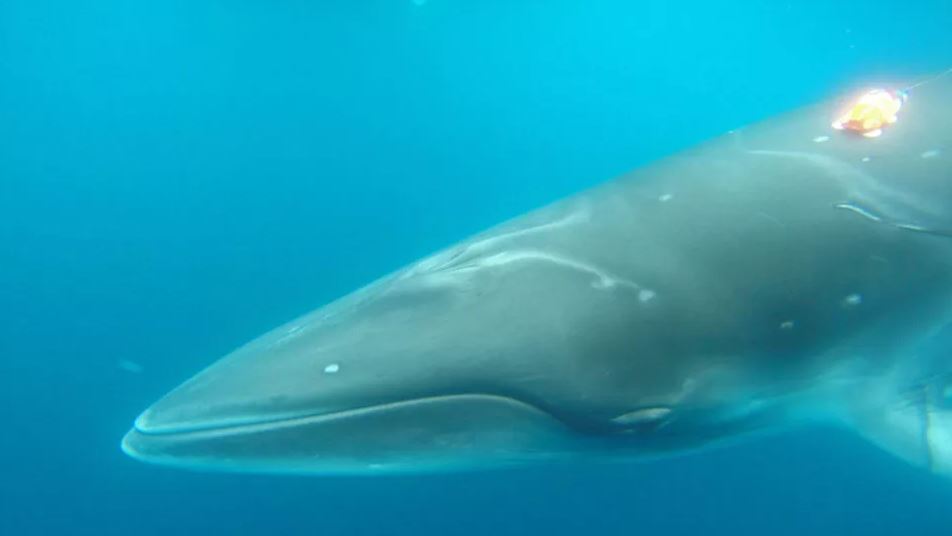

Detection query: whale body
xmin=123 ymin=73 xmax=952 ymax=475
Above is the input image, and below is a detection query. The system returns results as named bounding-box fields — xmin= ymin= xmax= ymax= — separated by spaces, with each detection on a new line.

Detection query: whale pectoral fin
xmin=853 ymin=381 xmax=952 ymax=476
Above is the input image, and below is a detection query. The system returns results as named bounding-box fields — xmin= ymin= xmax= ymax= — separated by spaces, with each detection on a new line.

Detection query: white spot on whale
xmin=861 ymin=156 xmax=871 ymax=162
xmin=324 ymin=363 xmax=340 ymax=374
xmin=921 ymin=149 xmax=940 ymax=159
xmin=659 ymin=193 xmax=674 ymax=202
xmin=638 ymin=289 xmax=657 ymax=303
xmin=780 ymin=320 xmax=795 ymax=330
xmin=813 ymin=135 xmax=830 ymax=143
xmin=843 ymin=293 xmax=863 ymax=307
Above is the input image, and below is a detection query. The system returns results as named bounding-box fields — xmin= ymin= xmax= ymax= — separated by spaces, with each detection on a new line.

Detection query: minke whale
xmin=123 ymin=71 xmax=952 ymax=475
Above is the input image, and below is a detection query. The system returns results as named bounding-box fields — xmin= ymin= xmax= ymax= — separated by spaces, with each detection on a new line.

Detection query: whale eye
xmin=611 ymin=407 xmax=672 ymax=432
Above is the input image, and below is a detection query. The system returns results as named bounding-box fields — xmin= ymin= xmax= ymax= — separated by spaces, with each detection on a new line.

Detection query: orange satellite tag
xmin=832 ymin=89 xmax=907 ymax=138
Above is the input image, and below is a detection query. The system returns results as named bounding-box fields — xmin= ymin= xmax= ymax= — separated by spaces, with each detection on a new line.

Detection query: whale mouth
xmin=121 ymin=394 xmax=580 ymax=474
xmin=131 ymin=394 xmax=548 ymax=437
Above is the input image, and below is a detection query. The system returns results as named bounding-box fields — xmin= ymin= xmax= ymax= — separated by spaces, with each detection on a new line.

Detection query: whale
xmin=122 ymin=71 xmax=952 ymax=475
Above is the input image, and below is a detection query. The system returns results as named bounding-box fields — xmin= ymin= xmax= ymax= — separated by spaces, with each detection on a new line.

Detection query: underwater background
xmin=2 ymin=0 xmax=951 ymax=534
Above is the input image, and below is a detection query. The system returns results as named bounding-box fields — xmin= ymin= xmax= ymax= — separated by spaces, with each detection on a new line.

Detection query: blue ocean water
xmin=2 ymin=1 xmax=951 ymax=534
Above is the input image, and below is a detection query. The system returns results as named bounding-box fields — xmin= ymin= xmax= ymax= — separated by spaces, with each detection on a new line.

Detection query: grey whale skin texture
xmin=124 ymin=73 xmax=952 ymax=475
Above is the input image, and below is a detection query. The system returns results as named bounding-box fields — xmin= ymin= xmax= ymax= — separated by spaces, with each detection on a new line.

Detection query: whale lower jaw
xmin=122 ymin=394 xmax=582 ymax=474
